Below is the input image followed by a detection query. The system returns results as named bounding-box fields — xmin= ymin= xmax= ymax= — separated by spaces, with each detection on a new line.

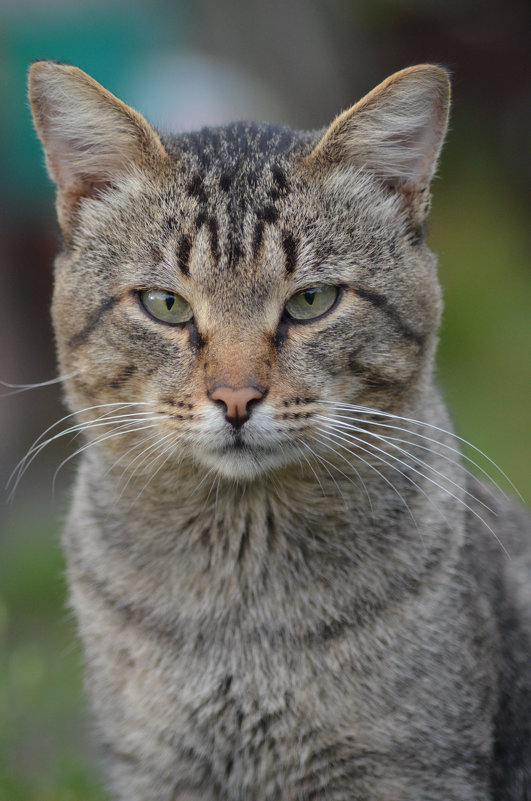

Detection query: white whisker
xmin=320 ymin=401 xmax=522 ymax=501
xmin=117 ymin=431 xmax=179 ymax=499
xmin=8 ymin=402 xmax=161 ymax=499
xmin=0 ymin=371 xmax=79 ymax=396
xmin=317 ymin=415 xmax=495 ymax=515
xmin=294 ymin=440 xmax=328 ymax=499
xmin=319 ymin=409 xmax=507 ymax=505
xmin=298 ymin=437 xmax=373 ymax=513
xmin=131 ymin=434 xmax=181 ymax=503
xmin=313 ymin=426 xmax=421 ymax=535
xmin=51 ymin=422 xmax=161 ymax=496
xmin=317 ymin=421 xmax=509 ymax=558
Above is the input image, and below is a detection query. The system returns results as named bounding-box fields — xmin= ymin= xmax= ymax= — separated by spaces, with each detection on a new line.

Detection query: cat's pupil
xmin=165 ymin=294 xmax=175 ymax=311
xmin=303 ymin=290 xmax=316 ymax=306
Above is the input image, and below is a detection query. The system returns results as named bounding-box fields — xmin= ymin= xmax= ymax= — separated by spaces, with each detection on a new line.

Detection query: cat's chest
xmin=91 ymin=592 xmax=380 ymax=796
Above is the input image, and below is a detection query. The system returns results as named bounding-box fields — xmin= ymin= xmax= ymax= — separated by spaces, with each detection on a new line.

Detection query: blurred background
xmin=0 ymin=0 xmax=529 ymax=798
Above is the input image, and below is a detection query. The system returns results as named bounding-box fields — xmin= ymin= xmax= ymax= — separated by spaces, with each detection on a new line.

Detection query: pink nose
xmin=210 ymin=385 xmax=265 ymax=426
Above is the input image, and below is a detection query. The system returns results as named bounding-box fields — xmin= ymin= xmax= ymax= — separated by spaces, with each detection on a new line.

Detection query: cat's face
xmin=30 ymin=62 xmax=449 ymax=480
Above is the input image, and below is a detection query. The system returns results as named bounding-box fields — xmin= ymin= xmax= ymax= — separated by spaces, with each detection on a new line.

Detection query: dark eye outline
xmin=136 ymin=289 xmax=194 ymax=327
xmin=283 ymin=285 xmax=343 ymax=325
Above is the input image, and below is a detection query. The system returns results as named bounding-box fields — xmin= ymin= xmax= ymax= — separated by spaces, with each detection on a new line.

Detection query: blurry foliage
xmin=432 ymin=121 xmax=530 ymax=497
xmin=0 ymin=514 xmax=106 ymax=800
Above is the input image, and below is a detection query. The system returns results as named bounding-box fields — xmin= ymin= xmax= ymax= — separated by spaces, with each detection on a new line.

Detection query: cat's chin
xmin=195 ymin=445 xmax=289 ymax=481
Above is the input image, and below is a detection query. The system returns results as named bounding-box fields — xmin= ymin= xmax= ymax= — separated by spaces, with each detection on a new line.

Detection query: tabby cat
xmin=28 ymin=61 xmax=530 ymax=800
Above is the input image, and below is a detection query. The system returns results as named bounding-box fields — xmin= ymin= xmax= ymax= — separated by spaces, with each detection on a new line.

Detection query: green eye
xmin=284 ymin=285 xmax=339 ymax=321
xmin=140 ymin=289 xmax=193 ymax=325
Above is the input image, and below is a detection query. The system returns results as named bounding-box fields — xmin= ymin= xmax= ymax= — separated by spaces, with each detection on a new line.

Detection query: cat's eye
xmin=284 ymin=285 xmax=339 ymax=321
xmin=139 ymin=289 xmax=193 ymax=325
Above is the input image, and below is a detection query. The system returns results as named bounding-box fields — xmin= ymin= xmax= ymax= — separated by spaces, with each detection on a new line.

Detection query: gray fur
xmin=28 ymin=61 xmax=530 ymax=800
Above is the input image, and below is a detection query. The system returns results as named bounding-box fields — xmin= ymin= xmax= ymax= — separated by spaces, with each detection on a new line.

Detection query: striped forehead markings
xmin=177 ymin=164 xmax=294 ymax=272
xmin=251 ymin=205 xmax=280 ymax=260
xmin=252 ymin=220 xmax=265 ymax=260
xmin=186 ymin=174 xmax=208 ymax=203
xmin=176 ymin=235 xmax=192 ymax=277
xmin=282 ymin=234 xmax=298 ymax=275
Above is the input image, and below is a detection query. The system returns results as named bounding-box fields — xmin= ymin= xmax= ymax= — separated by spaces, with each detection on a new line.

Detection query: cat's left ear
xmin=28 ymin=60 xmax=169 ymax=235
xmin=305 ymin=65 xmax=450 ymax=222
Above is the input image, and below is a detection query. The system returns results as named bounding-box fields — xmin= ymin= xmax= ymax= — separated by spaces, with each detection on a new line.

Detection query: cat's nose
xmin=209 ymin=385 xmax=265 ymax=428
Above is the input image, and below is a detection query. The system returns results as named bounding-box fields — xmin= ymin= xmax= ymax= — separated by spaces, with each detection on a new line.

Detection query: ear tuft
xmin=28 ymin=61 xmax=168 ymax=233
xmin=306 ymin=65 xmax=450 ymax=219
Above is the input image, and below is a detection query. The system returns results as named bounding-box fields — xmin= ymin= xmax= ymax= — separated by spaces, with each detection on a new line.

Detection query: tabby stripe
xmin=265 ymin=501 xmax=277 ymax=553
xmin=177 ymin=234 xmax=192 ymax=276
xmin=348 ymin=355 xmax=408 ymax=390
xmin=207 ymin=216 xmax=219 ymax=261
xmin=237 ymin=519 xmax=251 ymax=562
xmin=355 ymin=287 xmax=425 ymax=346
xmin=252 ymin=220 xmax=265 ymax=258
xmin=219 ymin=172 xmax=233 ymax=192
xmin=76 ymin=566 xmax=186 ymax=646
xmin=406 ymin=223 xmax=425 ymax=246
xmin=271 ymin=165 xmax=289 ymax=193
xmin=68 ymin=295 xmax=118 ymax=348
xmin=257 ymin=205 xmax=279 ymax=223
xmin=282 ymin=233 xmax=298 ymax=275
xmin=195 ymin=210 xmax=208 ymax=229
xmin=108 ymin=363 xmax=137 ymax=390
xmin=186 ymin=173 xmax=208 ymax=203
xmin=229 ymin=235 xmax=243 ymax=266
xmin=101 ymin=742 xmax=141 ymax=766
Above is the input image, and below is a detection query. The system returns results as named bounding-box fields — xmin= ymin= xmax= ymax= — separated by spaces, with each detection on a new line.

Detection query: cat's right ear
xmin=305 ymin=65 xmax=450 ymax=225
xmin=28 ymin=60 xmax=169 ymax=235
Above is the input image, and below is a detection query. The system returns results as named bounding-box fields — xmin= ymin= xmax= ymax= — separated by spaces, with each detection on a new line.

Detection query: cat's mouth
xmin=227 ymin=431 xmax=246 ymax=450
xmin=196 ymin=432 xmax=288 ymax=479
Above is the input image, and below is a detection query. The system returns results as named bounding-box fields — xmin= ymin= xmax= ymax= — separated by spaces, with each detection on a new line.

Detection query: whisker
xmin=294 ymin=440 xmax=328 ymax=499
xmin=194 ymin=464 xmax=219 ymax=495
xmin=313 ymin=426 xmax=421 ymax=535
xmin=131 ymin=434 xmax=182 ymax=503
xmin=116 ymin=431 xmax=178 ymax=499
xmin=320 ymin=409 xmax=507 ymax=505
xmin=8 ymin=404 xmax=160 ymax=499
xmin=102 ymin=430 xmax=160 ymax=481
xmin=320 ymin=401 xmax=522 ymax=501
xmin=317 ymin=422 xmax=509 ymax=558
xmin=12 ymin=400 xmax=153 ymax=474
xmin=298 ymin=437 xmax=373 ymax=514
xmin=317 ymin=415 xmax=495 ymax=515
xmin=51 ymin=422 xmax=161 ymax=496
xmin=9 ymin=412 xmax=160 ymax=494
xmin=0 ymin=371 xmax=79 ymax=397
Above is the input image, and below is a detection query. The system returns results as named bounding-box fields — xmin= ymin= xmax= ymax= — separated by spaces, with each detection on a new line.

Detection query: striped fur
xmin=29 ymin=62 xmax=530 ymax=800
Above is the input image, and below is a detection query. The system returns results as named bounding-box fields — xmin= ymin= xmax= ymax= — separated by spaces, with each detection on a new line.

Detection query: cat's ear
xmin=306 ymin=65 xmax=450 ymax=221
xmin=28 ymin=60 xmax=169 ymax=234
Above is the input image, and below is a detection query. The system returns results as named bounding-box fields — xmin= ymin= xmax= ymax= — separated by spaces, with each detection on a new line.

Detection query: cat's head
xmin=29 ymin=61 xmax=449 ymax=481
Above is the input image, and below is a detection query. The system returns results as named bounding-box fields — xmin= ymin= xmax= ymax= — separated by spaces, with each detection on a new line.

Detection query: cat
xmin=28 ymin=60 xmax=530 ymax=800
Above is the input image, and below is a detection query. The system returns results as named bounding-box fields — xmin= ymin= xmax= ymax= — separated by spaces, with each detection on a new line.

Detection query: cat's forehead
xmin=161 ymin=121 xmax=319 ymax=210
xmin=169 ymin=121 xmax=316 ymax=171
xmin=136 ymin=123 xmax=321 ymax=293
